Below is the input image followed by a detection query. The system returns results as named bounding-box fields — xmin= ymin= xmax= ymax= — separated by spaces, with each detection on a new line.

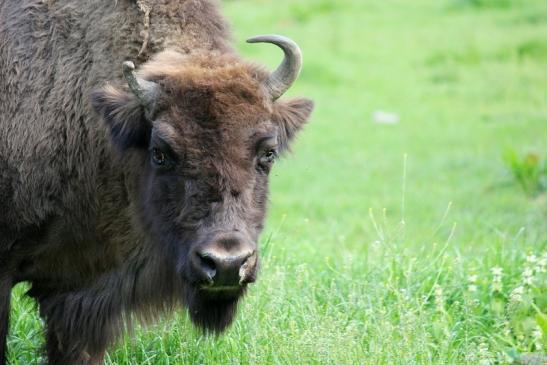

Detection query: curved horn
xmin=247 ymin=35 xmax=303 ymax=100
xmin=122 ymin=61 xmax=159 ymax=116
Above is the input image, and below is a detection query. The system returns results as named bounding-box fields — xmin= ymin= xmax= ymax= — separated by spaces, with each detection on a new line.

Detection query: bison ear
xmin=91 ymin=85 xmax=151 ymax=151
xmin=273 ymin=98 xmax=314 ymax=152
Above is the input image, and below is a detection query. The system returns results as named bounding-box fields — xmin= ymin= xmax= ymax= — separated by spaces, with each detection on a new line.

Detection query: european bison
xmin=0 ymin=0 xmax=313 ymax=363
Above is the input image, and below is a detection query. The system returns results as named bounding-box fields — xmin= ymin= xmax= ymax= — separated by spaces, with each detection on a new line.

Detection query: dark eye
xmin=259 ymin=149 xmax=277 ymax=167
xmin=151 ymin=148 xmax=166 ymax=166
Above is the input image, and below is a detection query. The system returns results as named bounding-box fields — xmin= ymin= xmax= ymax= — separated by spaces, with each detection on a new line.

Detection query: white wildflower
xmin=468 ymin=274 xmax=478 ymax=283
xmin=500 ymin=351 xmax=514 ymax=364
xmin=526 ymin=254 xmax=537 ymax=264
xmin=478 ymin=342 xmax=489 ymax=353
xmin=465 ymin=343 xmax=479 ymax=362
xmin=532 ymin=326 xmax=543 ymax=351
xmin=522 ymin=268 xmax=534 ymax=286
xmin=467 ymin=274 xmax=479 ymax=293
xmin=509 ymin=286 xmax=524 ymax=303
xmin=491 ymin=267 xmax=503 ymax=292
xmin=434 ymin=284 xmax=444 ymax=313
xmin=468 ymin=284 xmax=478 ymax=293
xmin=491 ymin=267 xmax=503 ymax=276
xmin=477 ymin=342 xmax=493 ymax=365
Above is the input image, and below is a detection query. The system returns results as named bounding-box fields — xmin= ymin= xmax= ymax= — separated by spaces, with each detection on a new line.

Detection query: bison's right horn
xmin=247 ymin=35 xmax=303 ymax=101
xmin=122 ymin=61 xmax=159 ymax=117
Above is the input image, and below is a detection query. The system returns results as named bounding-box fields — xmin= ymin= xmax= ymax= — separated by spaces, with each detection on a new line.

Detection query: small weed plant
xmin=503 ymin=148 xmax=547 ymax=197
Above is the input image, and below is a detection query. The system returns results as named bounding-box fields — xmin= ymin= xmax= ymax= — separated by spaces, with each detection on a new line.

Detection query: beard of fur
xmin=185 ymin=286 xmax=246 ymax=333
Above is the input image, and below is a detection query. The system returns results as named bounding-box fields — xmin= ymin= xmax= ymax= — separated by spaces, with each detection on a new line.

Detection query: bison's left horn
xmin=247 ymin=35 xmax=303 ymax=101
xmin=122 ymin=61 xmax=159 ymax=117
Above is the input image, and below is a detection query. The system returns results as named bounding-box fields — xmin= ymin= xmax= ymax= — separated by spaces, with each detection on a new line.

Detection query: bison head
xmin=91 ymin=36 xmax=313 ymax=332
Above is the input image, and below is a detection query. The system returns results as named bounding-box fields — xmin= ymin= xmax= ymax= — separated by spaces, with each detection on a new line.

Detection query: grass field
xmin=7 ymin=0 xmax=547 ymax=363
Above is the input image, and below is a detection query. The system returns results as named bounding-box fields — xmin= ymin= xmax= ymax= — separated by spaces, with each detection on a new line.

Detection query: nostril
xmin=196 ymin=253 xmax=217 ymax=284
xmin=200 ymin=255 xmax=216 ymax=272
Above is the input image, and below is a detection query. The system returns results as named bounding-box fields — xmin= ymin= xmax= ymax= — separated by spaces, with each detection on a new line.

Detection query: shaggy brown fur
xmin=0 ymin=0 xmax=313 ymax=364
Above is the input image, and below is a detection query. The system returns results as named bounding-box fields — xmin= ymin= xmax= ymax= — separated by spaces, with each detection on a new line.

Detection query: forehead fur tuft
xmin=138 ymin=51 xmax=272 ymax=125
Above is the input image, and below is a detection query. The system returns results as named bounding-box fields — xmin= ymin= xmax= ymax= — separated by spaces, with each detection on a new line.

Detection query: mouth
xmin=197 ymin=283 xmax=246 ymax=300
xmin=200 ymin=285 xmax=240 ymax=291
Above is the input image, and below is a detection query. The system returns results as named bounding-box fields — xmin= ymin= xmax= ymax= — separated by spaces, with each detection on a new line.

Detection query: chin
xmin=185 ymin=286 xmax=248 ymax=333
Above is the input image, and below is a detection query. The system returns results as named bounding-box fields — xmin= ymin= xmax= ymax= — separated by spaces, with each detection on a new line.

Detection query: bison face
xmin=91 ymin=40 xmax=313 ymax=332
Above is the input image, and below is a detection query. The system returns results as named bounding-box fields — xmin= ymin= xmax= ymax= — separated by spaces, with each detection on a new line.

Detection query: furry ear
xmin=273 ymin=98 xmax=314 ymax=152
xmin=91 ymin=85 xmax=151 ymax=151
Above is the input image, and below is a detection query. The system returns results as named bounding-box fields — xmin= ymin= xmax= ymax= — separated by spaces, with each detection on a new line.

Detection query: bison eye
xmin=259 ymin=149 xmax=277 ymax=167
xmin=151 ymin=148 xmax=166 ymax=166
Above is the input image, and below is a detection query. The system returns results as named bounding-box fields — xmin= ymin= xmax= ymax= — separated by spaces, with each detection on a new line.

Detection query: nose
xmin=191 ymin=232 xmax=257 ymax=288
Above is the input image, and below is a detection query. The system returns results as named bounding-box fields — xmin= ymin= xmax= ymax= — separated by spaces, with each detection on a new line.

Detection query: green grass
xmin=7 ymin=0 xmax=547 ymax=363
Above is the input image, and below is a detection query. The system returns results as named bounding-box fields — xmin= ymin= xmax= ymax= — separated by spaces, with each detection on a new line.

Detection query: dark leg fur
xmin=37 ymin=290 xmax=114 ymax=365
xmin=44 ymin=321 xmax=107 ymax=365
xmin=89 ymin=350 xmax=105 ymax=365
xmin=44 ymin=327 xmax=81 ymax=365
xmin=0 ymin=277 xmax=12 ymax=365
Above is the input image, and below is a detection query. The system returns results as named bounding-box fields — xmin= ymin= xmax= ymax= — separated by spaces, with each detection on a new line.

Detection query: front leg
xmin=37 ymin=293 xmax=113 ymax=365
xmin=34 ymin=252 xmax=169 ymax=365
xmin=43 ymin=317 xmax=108 ymax=365
xmin=88 ymin=350 xmax=105 ymax=365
